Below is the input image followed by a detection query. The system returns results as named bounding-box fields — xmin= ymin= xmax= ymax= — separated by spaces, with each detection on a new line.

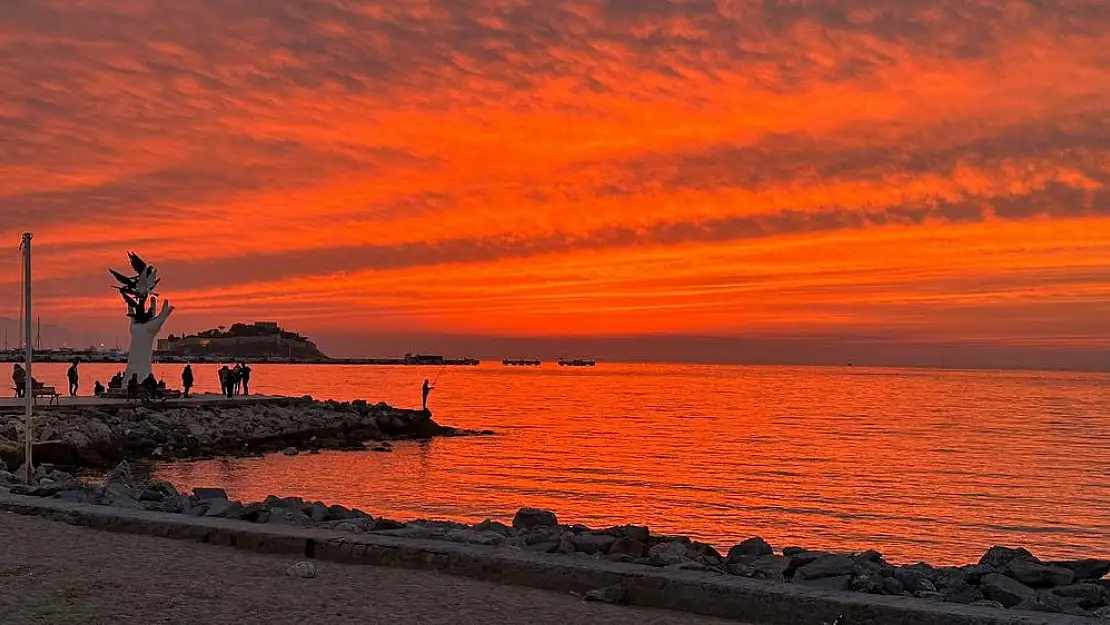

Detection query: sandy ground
xmin=0 ymin=511 xmax=746 ymax=625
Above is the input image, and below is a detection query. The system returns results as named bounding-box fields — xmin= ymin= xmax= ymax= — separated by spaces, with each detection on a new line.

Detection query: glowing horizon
xmin=1 ymin=1 xmax=1109 ymax=366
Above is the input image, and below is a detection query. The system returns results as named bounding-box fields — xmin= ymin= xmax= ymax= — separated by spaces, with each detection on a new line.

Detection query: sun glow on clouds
xmin=1 ymin=0 xmax=1110 ymax=362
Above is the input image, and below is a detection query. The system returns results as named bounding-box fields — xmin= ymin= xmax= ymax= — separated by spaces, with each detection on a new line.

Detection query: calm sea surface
xmin=28 ymin=362 xmax=1110 ymax=564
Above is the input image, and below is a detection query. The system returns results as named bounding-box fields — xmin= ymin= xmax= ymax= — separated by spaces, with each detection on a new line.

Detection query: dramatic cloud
xmin=0 ymin=0 xmax=1108 ymax=365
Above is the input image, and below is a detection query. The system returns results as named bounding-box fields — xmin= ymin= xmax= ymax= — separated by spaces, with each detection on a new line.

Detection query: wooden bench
xmin=99 ymin=387 xmax=183 ymax=404
xmin=12 ymin=386 xmax=60 ymax=406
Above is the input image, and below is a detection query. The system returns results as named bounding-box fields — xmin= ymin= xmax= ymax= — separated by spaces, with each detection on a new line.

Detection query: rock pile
xmin=0 ymin=398 xmax=490 ymax=470
xmin=2 ymin=466 xmax=1107 ymax=618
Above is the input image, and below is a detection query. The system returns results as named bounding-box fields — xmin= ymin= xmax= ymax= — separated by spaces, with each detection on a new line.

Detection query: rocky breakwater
xmin=3 ymin=465 xmax=1108 ymax=618
xmin=0 ymin=398 xmax=489 ymax=470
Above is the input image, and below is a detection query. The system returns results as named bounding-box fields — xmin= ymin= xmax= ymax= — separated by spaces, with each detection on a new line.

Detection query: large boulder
xmin=1050 ymin=559 xmax=1110 ymax=582
xmin=512 ymin=507 xmax=558 ymax=531
xmin=979 ymin=546 xmax=1040 ymax=569
xmin=608 ymin=537 xmax=647 ymax=558
xmin=1051 ymin=583 xmax=1110 ymax=609
xmin=726 ymin=537 xmax=774 ymax=564
xmin=981 ymin=573 xmax=1037 ymax=608
xmin=1006 ymin=561 xmax=1075 ymax=589
xmin=649 ymin=541 xmax=689 ymax=567
xmin=941 ymin=580 xmax=984 ymax=605
xmin=573 ymin=533 xmax=617 ymax=555
xmin=796 ymin=555 xmax=856 ymax=581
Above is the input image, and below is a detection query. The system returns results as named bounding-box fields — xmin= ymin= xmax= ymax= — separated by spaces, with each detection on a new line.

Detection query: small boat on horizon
xmin=503 ymin=359 xmax=542 ymax=366
xmin=557 ymin=358 xmax=595 ymax=367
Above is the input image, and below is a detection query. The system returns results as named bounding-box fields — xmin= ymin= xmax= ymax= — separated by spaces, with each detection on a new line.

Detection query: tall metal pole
xmin=21 ymin=233 xmax=32 ymax=484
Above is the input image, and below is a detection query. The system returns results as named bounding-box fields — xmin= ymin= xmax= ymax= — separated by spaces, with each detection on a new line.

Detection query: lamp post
xmin=19 ymin=233 xmax=32 ymax=484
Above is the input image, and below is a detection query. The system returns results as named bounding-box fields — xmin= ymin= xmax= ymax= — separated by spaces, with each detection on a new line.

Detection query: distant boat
xmin=503 ymin=359 xmax=541 ymax=366
xmin=557 ymin=359 xmax=595 ymax=367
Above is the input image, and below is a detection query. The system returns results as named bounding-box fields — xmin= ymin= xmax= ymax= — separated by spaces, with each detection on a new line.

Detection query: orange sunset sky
xmin=0 ymin=0 xmax=1109 ymax=367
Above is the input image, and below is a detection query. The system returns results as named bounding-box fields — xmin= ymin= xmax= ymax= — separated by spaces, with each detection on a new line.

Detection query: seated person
xmin=94 ymin=381 xmax=106 ymax=397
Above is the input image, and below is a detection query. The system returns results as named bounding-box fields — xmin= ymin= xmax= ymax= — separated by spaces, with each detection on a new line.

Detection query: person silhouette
xmin=239 ymin=362 xmax=252 ymax=396
xmin=182 ymin=364 xmax=194 ymax=398
xmin=126 ymin=373 xmax=139 ymax=401
xmin=422 ymin=378 xmax=433 ymax=411
xmin=12 ymin=364 xmax=26 ymax=398
xmin=67 ymin=359 xmax=80 ymax=397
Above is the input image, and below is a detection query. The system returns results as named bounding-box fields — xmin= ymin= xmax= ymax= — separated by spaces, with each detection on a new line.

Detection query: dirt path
xmin=0 ymin=511 xmax=746 ymax=625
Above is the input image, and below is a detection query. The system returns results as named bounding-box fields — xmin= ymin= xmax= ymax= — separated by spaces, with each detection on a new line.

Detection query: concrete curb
xmin=0 ymin=493 xmax=1092 ymax=625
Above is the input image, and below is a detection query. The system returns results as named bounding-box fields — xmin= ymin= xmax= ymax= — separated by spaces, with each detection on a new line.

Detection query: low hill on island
xmin=156 ymin=322 xmax=327 ymax=360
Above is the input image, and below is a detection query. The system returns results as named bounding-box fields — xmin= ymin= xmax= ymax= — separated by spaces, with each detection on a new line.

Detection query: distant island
xmin=157 ymin=321 xmax=328 ymax=361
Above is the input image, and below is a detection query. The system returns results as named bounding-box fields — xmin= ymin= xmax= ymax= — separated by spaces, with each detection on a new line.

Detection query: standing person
xmin=421 ymin=378 xmax=433 ymax=411
xmin=67 ymin=359 xmax=80 ymax=397
xmin=142 ymin=373 xmax=158 ymax=398
xmin=239 ymin=362 xmax=252 ymax=396
xmin=12 ymin=364 xmax=26 ymax=398
xmin=126 ymin=373 xmax=139 ymax=402
xmin=218 ymin=365 xmax=229 ymax=398
xmin=232 ymin=363 xmax=243 ymax=396
xmin=182 ymin=364 xmax=194 ymax=398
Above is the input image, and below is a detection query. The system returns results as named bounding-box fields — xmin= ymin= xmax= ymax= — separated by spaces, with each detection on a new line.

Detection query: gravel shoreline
xmin=0 ymin=511 xmax=741 ymax=625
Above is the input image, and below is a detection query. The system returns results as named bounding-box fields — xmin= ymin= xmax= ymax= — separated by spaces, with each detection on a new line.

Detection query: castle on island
xmin=156 ymin=321 xmax=328 ymax=362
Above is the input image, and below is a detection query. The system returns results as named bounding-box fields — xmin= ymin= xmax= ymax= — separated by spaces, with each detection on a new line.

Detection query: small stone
xmin=970 ymin=600 xmax=1005 ymax=609
xmin=573 ymin=533 xmax=617 ymax=555
xmin=799 ymin=574 xmax=852 ymax=590
xmin=783 ymin=546 xmax=807 ymax=557
xmin=512 ymin=507 xmax=558 ymax=531
xmin=608 ymin=537 xmax=647 ymax=558
xmin=727 ymin=563 xmax=756 ymax=577
xmin=726 ymin=537 xmax=774 ymax=564
xmin=308 ymin=502 xmax=329 ymax=523
xmin=326 ymin=504 xmax=353 ymax=521
xmin=605 ymin=525 xmax=650 ymax=543
xmin=473 ymin=520 xmax=512 ymax=536
xmin=283 ymin=447 xmax=299 ymax=456
xmin=750 ymin=554 xmax=790 ymax=580
xmin=334 ymin=522 xmax=363 ymax=533
xmin=583 ymin=584 xmax=625 ymax=604
xmin=0 ymin=470 xmax=15 ymax=484
xmin=855 ymin=549 xmax=883 ymax=563
xmin=286 ymin=561 xmax=317 ymax=579
xmin=882 ymin=577 xmax=905 ymax=596
xmin=203 ymin=499 xmax=233 ymax=517
xmin=649 ymin=541 xmax=689 ymax=567
xmin=941 ymin=580 xmax=983 ymax=604
xmin=895 ymin=568 xmax=936 ymax=594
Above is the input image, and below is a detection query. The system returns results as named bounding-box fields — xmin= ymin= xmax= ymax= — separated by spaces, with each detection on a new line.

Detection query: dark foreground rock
xmin=1 ymin=464 xmax=1106 ymax=619
xmin=0 ymin=397 xmax=491 ymax=470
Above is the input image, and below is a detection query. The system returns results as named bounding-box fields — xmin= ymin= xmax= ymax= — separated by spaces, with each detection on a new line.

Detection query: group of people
xmin=217 ymin=363 xmax=251 ymax=398
xmin=11 ymin=360 xmax=253 ymax=401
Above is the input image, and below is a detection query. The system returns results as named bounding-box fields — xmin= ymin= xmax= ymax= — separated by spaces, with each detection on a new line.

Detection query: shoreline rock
xmin=1 ymin=464 xmax=1106 ymax=619
xmin=0 ymin=397 xmax=491 ymax=471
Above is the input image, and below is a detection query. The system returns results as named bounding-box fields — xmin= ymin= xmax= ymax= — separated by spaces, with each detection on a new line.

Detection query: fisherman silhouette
xmin=422 ymin=378 xmax=433 ymax=411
